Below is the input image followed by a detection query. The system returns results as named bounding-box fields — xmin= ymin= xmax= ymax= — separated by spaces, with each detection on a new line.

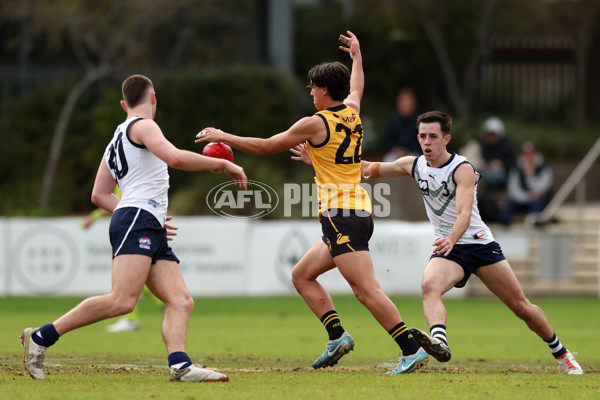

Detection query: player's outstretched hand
xmin=339 ymin=30 xmax=360 ymax=58
xmin=164 ymin=216 xmax=178 ymax=241
xmin=290 ymin=143 xmax=312 ymax=166
xmin=196 ymin=127 xmax=225 ymax=143
xmin=223 ymin=161 xmax=248 ymax=189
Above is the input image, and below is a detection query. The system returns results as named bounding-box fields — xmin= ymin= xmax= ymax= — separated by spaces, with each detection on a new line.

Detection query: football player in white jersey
xmin=360 ymin=110 xmax=583 ymax=374
xmin=21 ymin=74 xmax=247 ymax=382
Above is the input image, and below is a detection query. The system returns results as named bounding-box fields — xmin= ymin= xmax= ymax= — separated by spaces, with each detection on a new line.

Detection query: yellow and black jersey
xmin=307 ymin=104 xmax=372 ymax=215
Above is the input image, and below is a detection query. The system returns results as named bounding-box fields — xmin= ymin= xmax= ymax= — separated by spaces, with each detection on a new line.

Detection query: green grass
xmin=1 ymin=296 xmax=599 ymax=399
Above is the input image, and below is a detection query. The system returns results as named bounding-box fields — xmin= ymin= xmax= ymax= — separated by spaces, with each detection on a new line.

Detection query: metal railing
xmin=526 ymin=136 xmax=600 ymax=226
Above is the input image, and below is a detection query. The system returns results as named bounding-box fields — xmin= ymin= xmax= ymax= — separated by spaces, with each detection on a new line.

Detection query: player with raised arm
xmin=21 ymin=74 xmax=247 ymax=382
xmin=196 ymin=31 xmax=428 ymax=374
xmin=360 ymin=110 xmax=583 ymax=374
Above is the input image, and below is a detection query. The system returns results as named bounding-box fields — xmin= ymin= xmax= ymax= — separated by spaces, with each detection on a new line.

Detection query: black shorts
xmin=430 ymin=241 xmax=506 ymax=288
xmin=320 ymin=209 xmax=374 ymax=257
xmin=109 ymin=207 xmax=179 ymax=264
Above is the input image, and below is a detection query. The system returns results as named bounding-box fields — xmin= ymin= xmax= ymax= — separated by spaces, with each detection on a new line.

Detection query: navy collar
xmin=326 ymin=104 xmax=347 ymax=112
xmin=427 ymin=152 xmax=455 ymax=168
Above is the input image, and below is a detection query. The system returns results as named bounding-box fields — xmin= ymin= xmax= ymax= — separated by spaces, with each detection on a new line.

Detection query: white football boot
xmin=556 ymin=351 xmax=583 ymax=375
xmin=106 ymin=317 xmax=140 ymax=333
xmin=169 ymin=364 xmax=229 ymax=382
xmin=21 ymin=327 xmax=47 ymax=380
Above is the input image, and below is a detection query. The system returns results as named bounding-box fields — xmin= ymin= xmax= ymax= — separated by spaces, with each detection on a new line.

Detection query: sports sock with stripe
xmin=168 ymin=351 xmax=193 ymax=370
xmin=430 ymin=324 xmax=448 ymax=346
xmin=389 ymin=322 xmax=420 ymax=356
xmin=32 ymin=323 xmax=60 ymax=347
xmin=320 ymin=310 xmax=345 ymax=340
xmin=545 ymin=333 xmax=567 ymax=358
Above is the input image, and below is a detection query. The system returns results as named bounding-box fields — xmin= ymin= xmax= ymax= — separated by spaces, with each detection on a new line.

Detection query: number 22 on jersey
xmin=335 ymin=123 xmax=363 ymax=164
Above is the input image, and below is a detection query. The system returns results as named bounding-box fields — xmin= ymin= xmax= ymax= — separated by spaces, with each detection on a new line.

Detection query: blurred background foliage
xmin=0 ymin=0 xmax=599 ymax=216
xmin=0 ymin=67 xmax=308 ymax=216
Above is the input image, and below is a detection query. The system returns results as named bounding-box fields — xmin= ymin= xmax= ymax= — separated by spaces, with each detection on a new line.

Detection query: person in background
xmin=499 ymin=141 xmax=553 ymax=226
xmin=382 ymin=88 xmax=421 ymax=162
xmin=477 ymin=116 xmax=516 ymax=221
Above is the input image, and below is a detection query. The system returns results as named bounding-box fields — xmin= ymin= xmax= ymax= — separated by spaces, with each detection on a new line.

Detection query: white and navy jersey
xmin=412 ymin=153 xmax=494 ymax=245
xmin=104 ymin=116 xmax=169 ymax=226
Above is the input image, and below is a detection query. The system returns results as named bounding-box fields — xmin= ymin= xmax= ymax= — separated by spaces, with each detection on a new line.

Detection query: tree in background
xmin=546 ymin=0 xmax=600 ymax=126
xmin=2 ymin=0 xmax=194 ymax=209
xmin=2 ymin=0 xmax=600 ymax=215
xmin=1 ymin=0 xmax=262 ymax=210
xmin=407 ymin=0 xmax=498 ymax=118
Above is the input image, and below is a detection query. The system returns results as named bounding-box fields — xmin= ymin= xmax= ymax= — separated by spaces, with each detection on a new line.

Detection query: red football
xmin=202 ymin=142 xmax=234 ymax=162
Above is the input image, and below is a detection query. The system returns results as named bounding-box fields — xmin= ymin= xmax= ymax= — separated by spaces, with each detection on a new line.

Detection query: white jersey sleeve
xmin=412 ymin=153 xmax=494 ymax=245
xmin=104 ymin=116 xmax=169 ymax=226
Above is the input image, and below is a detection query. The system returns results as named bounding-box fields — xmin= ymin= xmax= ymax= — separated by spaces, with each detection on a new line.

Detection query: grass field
xmin=1 ymin=295 xmax=598 ymax=399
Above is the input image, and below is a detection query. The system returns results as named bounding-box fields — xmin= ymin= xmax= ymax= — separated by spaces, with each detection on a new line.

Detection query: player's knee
xmin=421 ymin=277 xmax=441 ymax=298
xmin=354 ymin=292 xmax=369 ymax=307
xmin=174 ymin=293 xmax=194 ymax=313
xmin=291 ymin=269 xmax=302 ymax=289
xmin=512 ymin=302 xmax=534 ymax=321
xmin=162 ymin=292 xmax=194 ymax=314
xmin=113 ymin=299 xmax=137 ymax=316
xmin=351 ymin=285 xmax=377 ymax=306
xmin=183 ymin=295 xmax=194 ymax=313
xmin=291 ymin=266 xmax=310 ymax=288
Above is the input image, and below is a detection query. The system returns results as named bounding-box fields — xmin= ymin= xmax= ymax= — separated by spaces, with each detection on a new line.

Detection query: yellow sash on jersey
xmin=306 ymin=104 xmax=372 ymax=215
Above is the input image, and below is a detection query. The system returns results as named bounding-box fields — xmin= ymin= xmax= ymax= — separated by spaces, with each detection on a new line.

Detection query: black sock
xmin=32 ymin=323 xmax=60 ymax=347
xmin=545 ymin=333 xmax=567 ymax=358
xmin=389 ymin=322 xmax=419 ymax=356
xmin=320 ymin=310 xmax=345 ymax=340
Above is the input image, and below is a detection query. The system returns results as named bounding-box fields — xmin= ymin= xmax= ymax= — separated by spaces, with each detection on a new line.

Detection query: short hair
xmin=122 ymin=74 xmax=153 ymax=107
xmin=417 ymin=110 xmax=453 ymax=135
xmin=307 ymin=62 xmax=350 ymax=101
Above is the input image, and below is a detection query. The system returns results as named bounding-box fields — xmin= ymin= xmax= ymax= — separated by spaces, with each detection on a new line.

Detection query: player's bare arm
xmin=130 ymin=119 xmax=247 ymax=188
xmin=91 ymin=160 xmax=119 ymax=213
xmin=339 ymin=31 xmax=363 ymax=114
xmin=433 ymin=163 xmax=476 ymax=256
xmin=361 ymin=156 xmax=416 ymax=180
xmin=195 ymin=115 xmax=326 ymax=157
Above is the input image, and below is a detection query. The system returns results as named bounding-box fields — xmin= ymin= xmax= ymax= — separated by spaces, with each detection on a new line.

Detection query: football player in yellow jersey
xmin=196 ymin=31 xmax=428 ymax=374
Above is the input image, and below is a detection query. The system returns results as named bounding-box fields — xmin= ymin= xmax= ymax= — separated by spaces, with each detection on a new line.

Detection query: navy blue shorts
xmin=109 ymin=207 xmax=179 ymax=264
xmin=320 ymin=209 xmax=374 ymax=257
xmin=430 ymin=241 xmax=506 ymax=288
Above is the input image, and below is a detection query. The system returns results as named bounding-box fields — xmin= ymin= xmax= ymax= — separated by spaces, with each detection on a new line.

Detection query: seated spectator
xmin=382 ymin=88 xmax=421 ymax=162
xmin=479 ymin=116 xmax=516 ymax=188
xmin=499 ymin=141 xmax=553 ymax=226
xmin=477 ymin=116 xmax=516 ymax=221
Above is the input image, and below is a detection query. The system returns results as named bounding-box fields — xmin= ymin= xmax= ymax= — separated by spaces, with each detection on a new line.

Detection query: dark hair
xmin=122 ymin=74 xmax=153 ymax=107
xmin=307 ymin=62 xmax=350 ymax=101
xmin=417 ymin=110 xmax=452 ymax=135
